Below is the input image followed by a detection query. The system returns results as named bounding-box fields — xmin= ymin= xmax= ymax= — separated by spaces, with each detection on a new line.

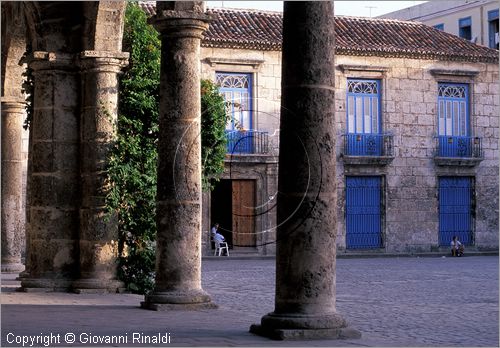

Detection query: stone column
xmin=20 ymin=52 xmax=80 ymax=291
xmin=142 ymin=2 xmax=215 ymax=310
xmin=250 ymin=2 xmax=360 ymax=340
xmin=72 ymin=51 xmax=128 ymax=293
xmin=1 ymin=98 xmax=26 ymax=273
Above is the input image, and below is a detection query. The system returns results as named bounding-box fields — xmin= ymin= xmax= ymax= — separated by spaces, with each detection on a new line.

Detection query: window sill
xmin=341 ymin=155 xmax=394 ymax=166
xmin=433 ymin=156 xmax=483 ymax=167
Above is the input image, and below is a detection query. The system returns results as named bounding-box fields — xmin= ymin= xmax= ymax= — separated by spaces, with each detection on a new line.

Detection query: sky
xmin=206 ymin=1 xmax=428 ymax=18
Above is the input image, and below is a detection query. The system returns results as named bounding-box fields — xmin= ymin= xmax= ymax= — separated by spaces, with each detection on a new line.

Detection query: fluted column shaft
xmin=72 ymin=51 xmax=128 ymax=293
xmin=142 ymin=6 xmax=215 ymax=309
xmin=1 ymin=99 xmax=26 ymax=273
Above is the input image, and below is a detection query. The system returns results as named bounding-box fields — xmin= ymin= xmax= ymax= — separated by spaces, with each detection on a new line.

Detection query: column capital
xmin=148 ymin=11 xmax=212 ymax=39
xmin=24 ymin=51 xmax=75 ymax=72
xmin=78 ymin=50 xmax=129 ymax=72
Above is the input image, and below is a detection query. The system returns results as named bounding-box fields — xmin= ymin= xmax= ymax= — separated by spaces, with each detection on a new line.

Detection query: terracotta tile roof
xmin=139 ymin=2 xmax=498 ymax=63
xmin=334 ymin=16 xmax=498 ymax=63
xmin=205 ymin=8 xmax=283 ymax=51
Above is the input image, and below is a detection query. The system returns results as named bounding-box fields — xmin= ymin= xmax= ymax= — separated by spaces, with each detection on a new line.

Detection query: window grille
xmin=215 ymin=73 xmax=250 ymax=89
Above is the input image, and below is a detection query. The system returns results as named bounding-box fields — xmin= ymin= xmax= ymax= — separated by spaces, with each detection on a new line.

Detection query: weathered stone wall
xmin=334 ymin=56 xmax=499 ymax=252
xmin=200 ymin=47 xmax=281 ymax=256
xmin=200 ymin=47 xmax=498 ymax=254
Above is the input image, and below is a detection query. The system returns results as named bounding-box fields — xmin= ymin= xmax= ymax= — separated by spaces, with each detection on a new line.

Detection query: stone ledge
xmin=225 ymin=154 xmax=278 ymax=164
xmin=338 ymin=64 xmax=390 ymax=73
xmin=204 ymin=57 xmax=264 ymax=68
xmin=249 ymin=324 xmax=362 ymax=340
xmin=434 ymin=157 xmax=483 ymax=167
xmin=141 ymin=301 xmax=218 ymax=311
xmin=342 ymin=155 xmax=394 ymax=166
xmin=429 ymin=68 xmax=479 ymax=77
xmin=1 ymin=263 xmax=25 ymax=273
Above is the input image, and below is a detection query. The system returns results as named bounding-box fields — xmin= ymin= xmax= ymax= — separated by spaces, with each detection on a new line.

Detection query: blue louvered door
xmin=439 ymin=177 xmax=473 ymax=246
xmin=346 ymin=176 xmax=382 ymax=249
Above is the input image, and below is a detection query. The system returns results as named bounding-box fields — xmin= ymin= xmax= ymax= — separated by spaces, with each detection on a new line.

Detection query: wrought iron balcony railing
xmin=342 ymin=133 xmax=394 ymax=157
xmin=226 ymin=130 xmax=269 ymax=155
xmin=434 ymin=136 xmax=482 ymax=158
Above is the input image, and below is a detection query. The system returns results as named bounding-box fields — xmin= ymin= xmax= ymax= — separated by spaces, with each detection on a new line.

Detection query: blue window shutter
xmin=488 ymin=10 xmax=499 ymax=49
xmin=459 ymin=16 xmax=472 ymax=28
xmin=459 ymin=16 xmax=472 ymax=40
xmin=346 ymin=79 xmax=382 ymax=156
xmin=488 ymin=9 xmax=499 ymax=21
xmin=437 ymin=83 xmax=471 ymax=157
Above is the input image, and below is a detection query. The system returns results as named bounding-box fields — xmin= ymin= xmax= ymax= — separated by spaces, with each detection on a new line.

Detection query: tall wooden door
xmin=232 ymin=180 xmax=256 ymax=247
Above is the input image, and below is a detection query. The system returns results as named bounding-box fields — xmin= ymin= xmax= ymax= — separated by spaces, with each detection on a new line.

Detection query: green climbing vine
xmin=21 ymin=56 xmax=34 ymax=130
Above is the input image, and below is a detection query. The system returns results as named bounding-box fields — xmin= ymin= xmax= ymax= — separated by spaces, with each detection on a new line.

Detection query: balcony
xmin=226 ymin=130 xmax=269 ymax=155
xmin=434 ymin=136 xmax=483 ymax=166
xmin=341 ymin=133 xmax=394 ymax=165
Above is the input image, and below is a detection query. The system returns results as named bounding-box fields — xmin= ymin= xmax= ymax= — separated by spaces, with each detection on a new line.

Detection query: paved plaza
xmin=1 ymin=256 xmax=498 ymax=347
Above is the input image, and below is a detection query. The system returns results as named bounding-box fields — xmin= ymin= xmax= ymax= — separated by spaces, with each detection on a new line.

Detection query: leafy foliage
xmin=201 ymin=79 xmax=228 ymax=191
xmin=21 ymin=57 xmax=34 ymax=130
xmin=106 ymin=2 xmax=227 ymax=294
xmin=106 ymin=2 xmax=160 ymax=294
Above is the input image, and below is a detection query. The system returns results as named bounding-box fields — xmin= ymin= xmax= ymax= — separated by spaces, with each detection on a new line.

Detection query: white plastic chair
xmin=214 ymin=242 xmax=229 ymax=256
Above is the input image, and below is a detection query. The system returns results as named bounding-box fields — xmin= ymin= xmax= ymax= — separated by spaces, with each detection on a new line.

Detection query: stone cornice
xmin=338 ymin=64 xmax=390 ymax=73
xmin=79 ymin=51 xmax=129 ymax=72
xmin=80 ymin=50 xmax=129 ymax=60
xmin=204 ymin=57 xmax=265 ymax=68
xmin=24 ymin=51 xmax=75 ymax=71
xmin=429 ymin=69 xmax=480 ymax=77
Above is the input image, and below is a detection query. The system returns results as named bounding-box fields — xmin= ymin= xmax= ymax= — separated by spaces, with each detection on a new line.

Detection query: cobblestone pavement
xmin=1 ymin=256 xmax=498 ymax=347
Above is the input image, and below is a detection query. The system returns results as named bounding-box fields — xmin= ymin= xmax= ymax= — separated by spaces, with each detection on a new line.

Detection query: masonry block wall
xmin=200 ymin=46 xmax=498 ymax=254
xmin=200 ymin=47 xmax=281 ymax=255
xmin=334 ymin=56 xmax=499 ymax=253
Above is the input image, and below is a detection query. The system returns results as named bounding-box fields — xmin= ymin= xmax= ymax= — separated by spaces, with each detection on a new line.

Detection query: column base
xmin=20 ymin=278 xmax=73 ymax=292
xmin=72 ymin=278 xmax=125 ymax=294
xmin=249 ymin=312 xmax=361 ymax=340
xmin=1 ymin=262 xmax=25 ymax=273
xmin=141 ymin=289 xmax=217 ymax=310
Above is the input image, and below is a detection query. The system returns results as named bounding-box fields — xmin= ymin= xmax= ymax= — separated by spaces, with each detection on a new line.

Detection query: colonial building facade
xmin=141 ymin=4 xmax=500 ymax=255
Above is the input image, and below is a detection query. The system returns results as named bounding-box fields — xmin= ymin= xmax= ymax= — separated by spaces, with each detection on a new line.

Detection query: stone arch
xmin=1 ymin=2 xmax=29 ymax=99
xmin=0 ymin=1 xmax=128 ymax=291
xmin=82 ymin=1 xmax=127 ymax=52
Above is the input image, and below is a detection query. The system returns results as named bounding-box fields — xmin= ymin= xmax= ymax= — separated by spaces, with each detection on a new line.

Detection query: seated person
xmin=210 ymin=223 xmax=219 ymax=249
xmin=450 ymin=236 xmax=464 ymax=257
xmin=211 ymin=223 xmax=219 ymax=239
xmin=213 ymin=231 xmax=228 ymax=256
xmin=214 ymin=231 xmax=225 ymax=245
